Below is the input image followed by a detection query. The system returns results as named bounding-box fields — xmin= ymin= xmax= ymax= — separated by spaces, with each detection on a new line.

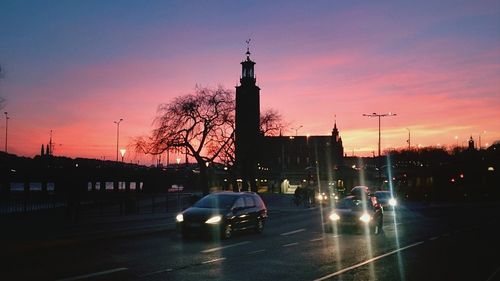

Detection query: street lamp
xmin=4 ymin=112 xmax=8 ymax=153
xmin=119 ymin=148 xmax=126 ymax=162
xmin=479 ymin=131 xmax=486 ymax=149
xmin=114 ymin=118 xmax=123 ymax=162
xmin=362 ymin=112 xmax=397 ymax=157
xmin=406 ymin=128 xmax=411 ymax=150
xmin=293 ymin=125 xmax=303 ymax=136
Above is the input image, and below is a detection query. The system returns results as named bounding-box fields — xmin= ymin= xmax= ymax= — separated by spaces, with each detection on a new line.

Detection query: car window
xmin=244 ymin=196 xmax=256 ymax=208
xmin=233 ymin=198 xmax=245 ymax=209
xmin=337 ymin=198 xmax=364 ymax=210
xmin=193 ymin=194 xmax=237 ymax=209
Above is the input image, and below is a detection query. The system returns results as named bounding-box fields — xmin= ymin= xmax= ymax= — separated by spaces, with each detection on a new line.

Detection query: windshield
xmin=375 ymin=192 xmax=391 ymax=199
xmin=336 ymin=198 xmax=366 ymax=210
xmin=193 ymin=194 xmax=237 ymax=209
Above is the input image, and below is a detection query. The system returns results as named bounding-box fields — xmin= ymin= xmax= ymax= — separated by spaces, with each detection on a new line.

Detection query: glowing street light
xmin=362 ymin=112 xmax=397 ymax=157
xmin=119 ymin=148 xmax=126 ymax=162
xmin=114 ymin=118 xmax=123 ymax=162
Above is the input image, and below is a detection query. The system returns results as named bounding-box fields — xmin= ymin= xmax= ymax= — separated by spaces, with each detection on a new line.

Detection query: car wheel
xmin=255 ymin=219 xmax=264 ymax=233
xmin=222 ymin=224 xmax=232 ymax=239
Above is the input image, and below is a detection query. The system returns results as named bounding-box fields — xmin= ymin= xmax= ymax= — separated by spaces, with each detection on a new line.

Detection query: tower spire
xmin=245 ymin=38 xmax=251 ymax=58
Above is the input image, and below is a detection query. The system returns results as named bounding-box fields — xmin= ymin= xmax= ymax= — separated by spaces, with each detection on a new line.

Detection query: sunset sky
xmin=1 ymin=0 xmax=499 ymax=164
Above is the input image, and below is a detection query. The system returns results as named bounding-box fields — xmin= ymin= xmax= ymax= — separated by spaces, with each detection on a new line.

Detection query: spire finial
xmin=245 ymin=38 xmax=251 ymax=57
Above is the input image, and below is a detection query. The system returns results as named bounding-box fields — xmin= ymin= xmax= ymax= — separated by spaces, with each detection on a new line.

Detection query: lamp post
xmin=293 ymin=125 xmax=303 ymax=136
xmin=119 ymin=148 xmax=126 ymax=162
xmin=406 ymin=128 xmax=411 ymax=150
xmin=362 ymin=112 xmax=397 ymax=157
xmin=114 ymin=119 xmax=123 ymax=162
xmin=4 ymin=112 xmax=8 ymax=153
xmin=479 ymin=131 xmax=486 ymax=149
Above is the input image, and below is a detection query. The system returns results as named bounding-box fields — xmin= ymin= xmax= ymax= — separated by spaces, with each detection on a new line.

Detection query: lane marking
xmin=429 ymin=236 xmax=439 ymax=241
xmin=201 ymin=241 xmax=251 ymax=253
xmin=280 ymin=228 xmax=306 ymax=236
xmin=310 ymin=238 xmax=323 ymax=242
xmin=201 ymin=257 xmax=226 ymax=264
xmin=248 ymin=249 xmax=266 ymax=255
xmin=313 ymin=241 xmax=425 ymax=281
xmin=442 ymin=233 xmax=451 ymax=237
xmin=140 ymin=268 xmax=173 ymax=277
xmin=283 ymin=242 xmax=299 ymax=247
xmin=486 ymin=265 xmax=500 ymax=281
xmin=57 ymin=267 xmax=129 ymax=281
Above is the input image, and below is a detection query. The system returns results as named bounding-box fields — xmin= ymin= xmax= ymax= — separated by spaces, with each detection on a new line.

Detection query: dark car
xmin=176 ymin=191 xmax=267 ymax=239
xmin=374 ymin=191 xmax=397 ymax=208
xmin=325 ymin=192 xmax=383 ymax=235
xmin=350 ymin=185 xmax=371 ymax=197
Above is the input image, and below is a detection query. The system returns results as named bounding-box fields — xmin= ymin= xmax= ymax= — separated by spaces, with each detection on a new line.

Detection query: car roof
xmin=210 ymin=191 xmax=258 ymax=196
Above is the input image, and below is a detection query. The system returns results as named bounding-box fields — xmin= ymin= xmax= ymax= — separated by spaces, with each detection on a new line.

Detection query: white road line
xmin=201 ymin=257 xmax=226 ymax=264
xmin=283 ymin=242 xmax=299 ymax=247
xmin=429 ymin=236 xmax=439 ymax=241
xmin=486 ymin=266 xmax=500 ymax=281
xmin=313 ymin=241 xmax=425 ymax=281
xmin=201 ymin=241 xmax=251 ymax=253
xmin=310 ymin=238 xmax=323 ymax=242
xmin=140 ymin=268 xmax=173 ymax=277
xmin=248 ymin=249 xmax=266 ymax=255
xmin=57 ymin=268 xmax=129 ymax=281
xmin=442 ymin=233 xmax=451 ymax=237
xmin=280 ymin=228 xmax=306 ymax=236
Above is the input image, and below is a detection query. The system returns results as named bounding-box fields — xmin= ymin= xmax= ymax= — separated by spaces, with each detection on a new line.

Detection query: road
xmin=3 ymin=201 xmax=500 ymax=281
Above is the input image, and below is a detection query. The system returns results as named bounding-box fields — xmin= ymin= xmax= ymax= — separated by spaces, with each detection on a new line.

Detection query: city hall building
xmin=234 ymin=47 xmax=350 ymax=194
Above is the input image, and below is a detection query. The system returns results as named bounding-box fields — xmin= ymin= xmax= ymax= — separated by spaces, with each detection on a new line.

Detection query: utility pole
xmin=406 ymin=128 xmax=411 ymax=150
xmin=362 ymin=112 xmax=397 ymax=157
xmin=4 ymin=112 xmax=8 ymax=153
xmin=114 ymin=119 xmax=123 ymax=162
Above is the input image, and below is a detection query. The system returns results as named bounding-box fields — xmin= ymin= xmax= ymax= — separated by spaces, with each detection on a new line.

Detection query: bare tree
xmin=136 ymin=85 xmax=287 ymax=194
xmin=135 ymin=86 xmax=235 ymax=195
xmin=260 ymin=108 xmax=287 ymax=136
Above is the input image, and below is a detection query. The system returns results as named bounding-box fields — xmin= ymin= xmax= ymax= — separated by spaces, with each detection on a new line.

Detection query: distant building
xmin=234 ymin=47 xmax=345 ymax=193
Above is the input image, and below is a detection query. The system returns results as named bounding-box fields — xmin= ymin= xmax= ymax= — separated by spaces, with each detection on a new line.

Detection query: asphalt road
xmin=3 ymin=202 xmax=500 ymax=281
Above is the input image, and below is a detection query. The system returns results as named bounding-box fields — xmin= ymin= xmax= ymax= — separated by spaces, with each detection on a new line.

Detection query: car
xmin=350 ymin=185 xmax=371 ymax=197
xmin=176 ymin=191 xmax=267 ymax=239
xmin=325 ymin=192 xmax=383 ymax=235
xmin=374 ymin=191 xmax=397 ymax=208
xmin=315 ymin=190 xmax=340 ymax=206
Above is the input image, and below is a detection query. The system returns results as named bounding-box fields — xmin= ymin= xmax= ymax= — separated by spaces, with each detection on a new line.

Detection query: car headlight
xmin=359 ymin=213 xmax=372 ymax=223
xmin=389 ymin=198 xmax=397 ymax=206
xmin=329 ymin=212 xmax=340 ymax=221
xmin=205 ymin=215 xmax=222 ymax=224
xmin=317 ymin=194 xmax=324 ymax=200
xmin=176 ymin=214 xmax=184 ymax=222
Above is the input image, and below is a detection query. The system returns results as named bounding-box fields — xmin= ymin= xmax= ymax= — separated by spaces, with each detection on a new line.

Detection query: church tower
xmin=235 ymin=41 xmax=261 ymax=192
xmin=331 ymin=120 xmax=344 ymax=167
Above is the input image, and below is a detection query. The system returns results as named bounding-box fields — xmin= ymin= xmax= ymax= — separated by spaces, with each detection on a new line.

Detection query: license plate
xmin=188 ymin=222 xmax=201 ymax=228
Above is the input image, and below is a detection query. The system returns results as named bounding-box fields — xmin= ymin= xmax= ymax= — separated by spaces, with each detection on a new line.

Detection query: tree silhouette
xmin=135 ymin=86 xmax=235 ymax=195
xmin=135 ymin=86 xmax=286 ymax=194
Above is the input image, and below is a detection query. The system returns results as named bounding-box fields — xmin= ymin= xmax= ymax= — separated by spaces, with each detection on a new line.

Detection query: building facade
xmin=234 ymin=47 xmax=346 ymax=193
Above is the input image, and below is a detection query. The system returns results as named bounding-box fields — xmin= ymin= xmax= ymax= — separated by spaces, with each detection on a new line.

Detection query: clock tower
xmin=235 ymin=42 xmax=261 ymax=192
